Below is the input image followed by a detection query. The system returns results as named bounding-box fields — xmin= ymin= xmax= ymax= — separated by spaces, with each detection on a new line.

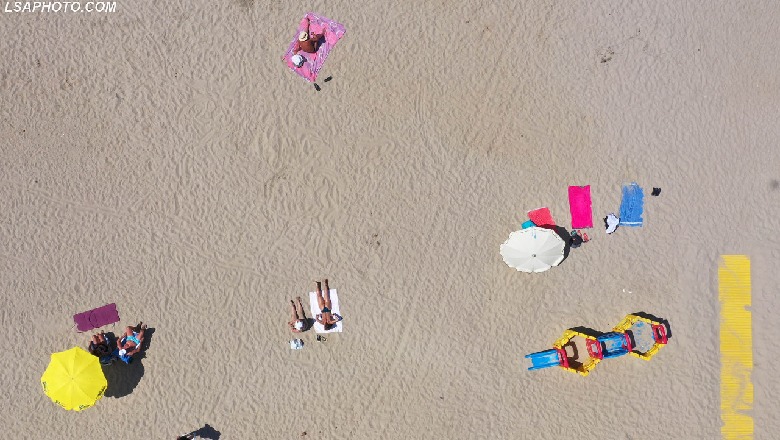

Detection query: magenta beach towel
xmin=568 ymin=185 xmax=593 ymax=228
xmin=282 ymin=13 xmax=347 ymax=82
xmin=74 ymin=303 xmax=120 ymax=332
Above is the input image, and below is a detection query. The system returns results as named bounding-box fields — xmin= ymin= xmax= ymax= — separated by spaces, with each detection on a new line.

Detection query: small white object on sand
xmin=605 ymin=213 xmax=619 ymax=234
xmin=290 ymin=339 xmax=304 ymax=350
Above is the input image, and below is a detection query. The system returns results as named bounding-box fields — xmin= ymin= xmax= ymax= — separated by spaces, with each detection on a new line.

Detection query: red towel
xmin=568 ymin=185 xmax=593 ymax=229
xmin=527 ymin=207 xmax=556 ymax=227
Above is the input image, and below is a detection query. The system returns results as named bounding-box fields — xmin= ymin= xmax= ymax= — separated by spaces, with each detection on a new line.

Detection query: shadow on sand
xmin=102 ymin=327 xmax=155 ymax=398
xmin=191 ymin=424 xmax=222 ymax=439
xmin=569 ymin=326 xmax=603 ymax=338
xmin=633 ymin=312 xmax=673 ymax=339
xmin=540 ymin=225 xmax=573 ymax=264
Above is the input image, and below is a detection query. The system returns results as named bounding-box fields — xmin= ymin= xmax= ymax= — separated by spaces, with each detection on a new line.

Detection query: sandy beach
xmin=1 ymin=1 xmax=779 ymax=438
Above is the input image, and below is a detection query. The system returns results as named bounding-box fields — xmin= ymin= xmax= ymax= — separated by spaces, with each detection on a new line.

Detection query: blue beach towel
xmin=619 ymin=183 xmax=644 ymax=226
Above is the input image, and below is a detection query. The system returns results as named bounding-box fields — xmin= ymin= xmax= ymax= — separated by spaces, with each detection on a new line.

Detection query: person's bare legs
xmin=315 ymin=281 xmax=325 ymax=310
xmin=290 ymin=300 xmax=299 ymax=322
xmin=91 ymin=334 xmax=101 ymax=345
xmin=295 ymin=296 xmax=307 ymax=320
xmin=322 ymin=279 xmax=332 ymax=309
xmin=136 ymin=324 xmax=147 ymax=343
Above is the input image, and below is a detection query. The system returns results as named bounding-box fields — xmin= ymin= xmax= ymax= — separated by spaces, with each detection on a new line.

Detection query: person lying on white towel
xmin=314 ymin=279 xmax=342 ymax=331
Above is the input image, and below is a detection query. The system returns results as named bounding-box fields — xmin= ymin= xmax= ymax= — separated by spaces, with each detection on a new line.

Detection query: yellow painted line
xmin=719 ymin=255 xmax=753 ymax=439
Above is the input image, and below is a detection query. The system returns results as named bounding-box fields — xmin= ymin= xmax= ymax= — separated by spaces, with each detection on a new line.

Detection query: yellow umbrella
xmin=41 ymin=347 xmax=107 ymax=411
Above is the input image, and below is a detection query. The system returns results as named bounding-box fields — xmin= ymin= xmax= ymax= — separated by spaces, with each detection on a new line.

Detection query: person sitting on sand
xmin=288 ymin=296 xmax=309 ymax=333
xmin=115 ymin=322 xmax=147 ymax=362
xmin=315 ymin=279 xmax=341 ymax=330
xmin=570 ymin=230 xmax=584 ymax=248
xmin=88 ymin=332 xmax=110 ymax=355
xmin=88 ymin=332 xmax=114 ymax=364
xmin=292 ymin=18 xmax=325 ymax=54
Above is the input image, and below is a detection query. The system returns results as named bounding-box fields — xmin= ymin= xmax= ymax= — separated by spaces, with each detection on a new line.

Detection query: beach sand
xmin=1 ymin=1 xmax=779 ymax=438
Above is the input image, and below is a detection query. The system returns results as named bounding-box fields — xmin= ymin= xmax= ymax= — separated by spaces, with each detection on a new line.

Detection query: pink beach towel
xmin=527 ymin=207 xmax=556 ymax=227
xmin=568 ymin=185 xmax=593 ymax=229
xmin=282 ymin=13 xmax=347 ymax=82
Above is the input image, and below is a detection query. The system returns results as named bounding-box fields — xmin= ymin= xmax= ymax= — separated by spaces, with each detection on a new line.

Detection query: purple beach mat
xmin=74 ymin=303 xmax=120 ymax=332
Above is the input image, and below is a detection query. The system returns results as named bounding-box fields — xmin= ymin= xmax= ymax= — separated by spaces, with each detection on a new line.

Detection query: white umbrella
xmin=500 ymin=227 xmax=566 ymax=272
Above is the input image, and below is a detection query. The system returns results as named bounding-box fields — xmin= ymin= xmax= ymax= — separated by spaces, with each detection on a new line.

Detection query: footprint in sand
xmin=599 ymin=47 xmax=615 ymax=64
xmin=367 ymin=233 xmax=380 ymax=249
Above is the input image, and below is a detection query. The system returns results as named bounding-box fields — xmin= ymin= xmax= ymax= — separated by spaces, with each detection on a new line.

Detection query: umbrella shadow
xmin=102 ymin=354 xmax=144 ymax=398
xmin=102 ymin=327 xmax=154 ymax=398
xmin=540 ymin=225 xmax=572 ymax=264
xmin=191 ymin=424 xmax=222 ymax=439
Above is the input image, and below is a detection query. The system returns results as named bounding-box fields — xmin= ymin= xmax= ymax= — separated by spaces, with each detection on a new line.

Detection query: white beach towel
xmin=309 ymin=289 xmax=342 ymax=333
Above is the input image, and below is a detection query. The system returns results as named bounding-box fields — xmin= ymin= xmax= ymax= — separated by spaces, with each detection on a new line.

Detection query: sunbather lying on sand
xmin=315 ymin=279 xmax=341 ymax=330
xmin=117 ymin=322 xmax=147 ymax=357
xmin=288 ymin=296 xmax=309 ymax=333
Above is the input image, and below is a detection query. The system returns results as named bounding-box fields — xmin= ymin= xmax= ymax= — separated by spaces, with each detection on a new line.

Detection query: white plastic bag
xmin=605 ymin=213 xmax=619 ymax=234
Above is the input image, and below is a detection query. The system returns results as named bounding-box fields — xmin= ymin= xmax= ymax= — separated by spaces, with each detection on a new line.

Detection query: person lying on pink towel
xmin=293 ymin=18 xmax=325 ymax=54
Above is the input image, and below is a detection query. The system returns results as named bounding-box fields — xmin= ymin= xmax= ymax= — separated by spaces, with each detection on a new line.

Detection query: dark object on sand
xmin=314 ymin=83 xmax=321 ymax=91
xmin=651 ymin=187 xmax=661 ymax=196
xmin=324 ymin=76 xmax=333 ymax=82
xmin=316 ymin=335 xmax=327 ymax=342
xmin=93 ymin=344 xmax=110 ymax=357
xmin=570 ymin=231 xmax=583 ymax=248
